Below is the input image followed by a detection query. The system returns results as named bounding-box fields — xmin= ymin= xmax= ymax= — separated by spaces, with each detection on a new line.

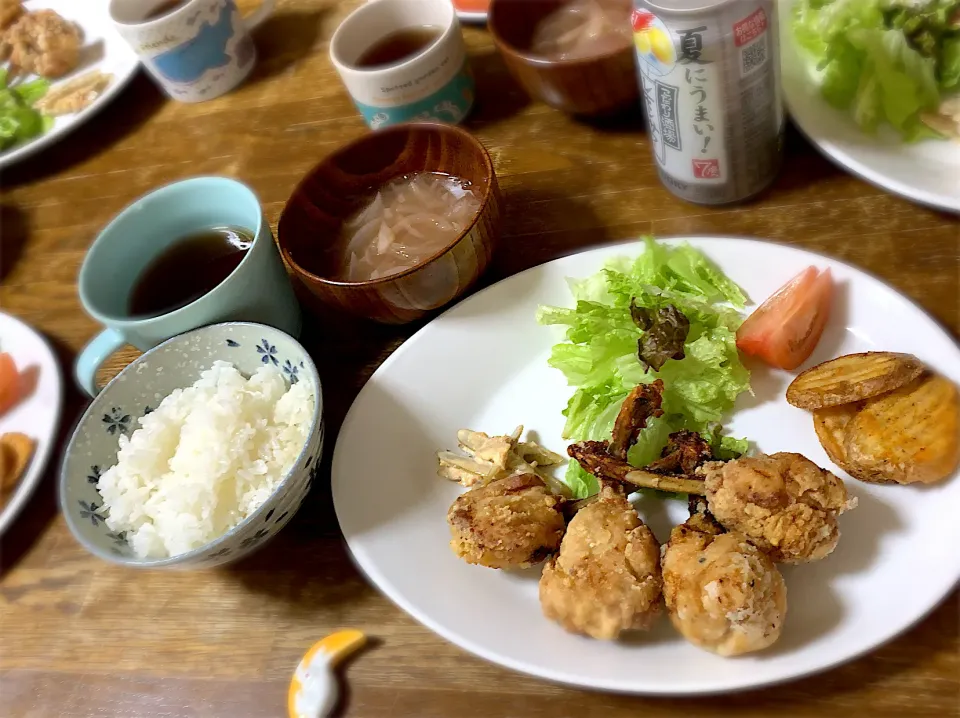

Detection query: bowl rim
xmin=486 ymin=0 xmax=635 ymax=68
xmin=58 ymin=321 xmax=325 ymax=568
xmin=276 ymin=122 xmax=497 ymax=289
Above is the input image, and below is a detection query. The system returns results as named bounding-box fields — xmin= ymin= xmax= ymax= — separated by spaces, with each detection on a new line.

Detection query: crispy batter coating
xmin=0 ymin=0 xmax=23 ymax=30
xmin=539 ymin=485 xmax=662 ymax=639
xmin=7 ymin=9 xmax=83 ymax=79
xmin=700 ymin=453 xmax=856 ymax=564
xmin=646 ymin=430 xmax=714 ymax=475
xmin=662 ymin=503 xmax=786 ymax=656
xmin=447 ymin=473 xmax=565 ymax=569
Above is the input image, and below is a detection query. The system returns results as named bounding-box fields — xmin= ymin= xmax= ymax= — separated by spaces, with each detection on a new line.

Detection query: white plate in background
xmin=0 ymin=311 xmax=63 ymax=535
xmin=0 ymin=0 xmax=140 ymax=170
xmin=779 ymin=0 xmax=960 ymax=213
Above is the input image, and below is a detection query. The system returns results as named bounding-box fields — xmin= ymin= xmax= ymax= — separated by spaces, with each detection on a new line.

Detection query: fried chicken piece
xmin=609 ymin=379 xmax=664 ymax=459
xmin=539 ymin=484 xmax=662 ymax=639
xmin=0 ymin=0 xmax=22 ymax=61
xmin=7 ymin=9 xmax=83 ymax=79
xmin=447 ymin=473 xmax=565 ymax=569
xmin=646 ymin=430 xmax=714 ymax=475
xmin=0 ymin=0 xmax=22 ymax=30
xmin=662 ymin=499 xmax=786 ymax=656
xmin=700 ymin=453 xmax=856 ymax=564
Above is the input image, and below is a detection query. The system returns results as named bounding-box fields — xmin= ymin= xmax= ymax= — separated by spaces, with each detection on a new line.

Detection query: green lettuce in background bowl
xmin=791 ymin=0 xmax=960 ymax=141
xmin=0 ymin=68 xmax=52 ymax=151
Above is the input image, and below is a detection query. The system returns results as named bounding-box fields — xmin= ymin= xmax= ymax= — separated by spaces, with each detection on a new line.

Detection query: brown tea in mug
xmin=143 ymin=0 xmax=188 ymax=21
xmin=128 ymin=226 xmax=253 ymax=318
xmin=355 ymin=26 xmax=442 ymax=68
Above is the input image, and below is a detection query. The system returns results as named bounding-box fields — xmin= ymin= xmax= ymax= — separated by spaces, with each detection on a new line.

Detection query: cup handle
xmin=75 ymin=328 xmax=126 ymax=398
xmin=244 ymin=0 xmax=274 ymax=30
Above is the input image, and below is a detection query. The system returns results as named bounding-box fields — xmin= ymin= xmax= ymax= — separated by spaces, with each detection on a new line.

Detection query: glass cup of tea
xmin=329 ymin=0 xmax=475 ymax=129
xmin=109 ymin=0 xmax=273 ymax=102
xmin=75 ymin=177 xmax=301 ymax=397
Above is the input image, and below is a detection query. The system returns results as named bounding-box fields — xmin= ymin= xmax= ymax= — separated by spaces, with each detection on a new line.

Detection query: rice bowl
xmin=96 ymin=362 xmax=316 ymax=559
xmin=60 ymin=322 xmax=324 ymax=569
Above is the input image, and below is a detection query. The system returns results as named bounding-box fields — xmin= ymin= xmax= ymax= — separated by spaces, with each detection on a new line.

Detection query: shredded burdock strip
xmin=437 ymin=425 xmax=569 ymax=496
xmin=35 ymin=69 xmax=112 ymax=116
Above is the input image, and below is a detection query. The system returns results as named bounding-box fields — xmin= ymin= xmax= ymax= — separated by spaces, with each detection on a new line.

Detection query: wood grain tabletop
xmin=1 ymin=1 xmax=958 ymax=716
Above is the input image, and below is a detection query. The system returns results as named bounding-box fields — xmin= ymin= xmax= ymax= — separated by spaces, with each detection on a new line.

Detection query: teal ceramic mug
xmin=76 ymin=177 xmax=301 ymax=397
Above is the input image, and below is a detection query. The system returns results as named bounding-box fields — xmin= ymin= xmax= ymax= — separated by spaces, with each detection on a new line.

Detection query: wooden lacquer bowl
xmin=277 ymin=123 xmax=501 ymax=325
xmin=488 ymin=0 xmax=638 ymax=116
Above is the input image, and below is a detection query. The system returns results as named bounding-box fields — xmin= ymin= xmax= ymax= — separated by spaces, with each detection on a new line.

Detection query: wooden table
xmin=2 ymin=2 xmax=958 ymax=716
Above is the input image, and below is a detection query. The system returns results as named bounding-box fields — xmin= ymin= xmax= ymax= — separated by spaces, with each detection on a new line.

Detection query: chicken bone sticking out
xmin=437 ymin=426 xmax=568 ymax=495
xmin=662 ymin=498 xmax=787 ymax=657
xmin=540 ymin=484 xmax=662 ymax=640
xmin=567 ymin=440 xmax=708 ymax=496
xmin=569 ymin=440 xmax=856 ymax=564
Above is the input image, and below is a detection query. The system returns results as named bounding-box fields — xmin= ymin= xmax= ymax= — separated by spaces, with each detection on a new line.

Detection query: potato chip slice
xmin=844 ymin=375 xmax=960 ymax=485
xmin=813 ymin=403 xmax=863 ymax=472
xmin=0 ymin=432 xmax=35 ymax=508
xmin=786 ymin=352 xmax=925 ymax=410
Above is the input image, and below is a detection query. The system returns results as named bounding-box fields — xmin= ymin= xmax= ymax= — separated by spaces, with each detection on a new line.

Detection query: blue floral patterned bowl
xmin=60 ymin=322 xmax=324 ymax=569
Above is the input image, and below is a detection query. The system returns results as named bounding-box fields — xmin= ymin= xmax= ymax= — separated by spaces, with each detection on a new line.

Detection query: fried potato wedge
xmin=844 ymin=375 xmax=960 ymax=485
xmin=0 ymin=432 xmax=35 ymax=508
xmin=786 ymin=352 xmax=925 ymax=410
xmin=813 ymin=403 xmax=863 ymax=472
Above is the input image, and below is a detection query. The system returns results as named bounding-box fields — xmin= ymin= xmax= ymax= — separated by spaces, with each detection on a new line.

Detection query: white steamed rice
xmin=96 ymin=361 xmax=315 ymax=559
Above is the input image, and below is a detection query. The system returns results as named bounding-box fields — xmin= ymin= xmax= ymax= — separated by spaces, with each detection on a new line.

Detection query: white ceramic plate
xmin=0 ymin=0 xmax=140 ymax=170
xmin=779 ymin=0 xmax=960 ymax=213
xmin=0 ymin=312 xmax=63 ymax=536
xmin=332 ymin=237 xmax=960 ymax=695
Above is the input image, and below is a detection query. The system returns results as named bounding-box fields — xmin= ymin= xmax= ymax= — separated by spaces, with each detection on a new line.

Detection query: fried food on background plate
xmin=34 ymin=69 xmax=113 ymax=116
xmin=6 ymin=9 xmax=83 ymax=79
xmin=786 ymin=352 xmax=925 ymax=410
xmin=700 ymin=453 xmax=856 ymax=564
xmin=0 ymin=432 xmax=34 ymax=509
xmin=662 ymin=498 xmax=786 ymax=657
xmin=539 ymin=484 xmax=662 ymax=640
xmin=447 ymin=473 xmax=566 ymax=569
xmin=0 ymin=0 xmax=23 ymax=31
xmin=844 ymin=375 xmax=960 ymax=485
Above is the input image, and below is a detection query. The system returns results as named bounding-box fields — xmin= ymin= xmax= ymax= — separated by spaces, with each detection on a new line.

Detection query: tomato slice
xmin=452 ymin=0 xmax=489 ymax=12
xmin=632 ymin=9 xmax=656 ymax=31
xmin=736 ymin=267 xmax=834 ymax=371
xmin=0 ymin=353 xmax=21 ymax=417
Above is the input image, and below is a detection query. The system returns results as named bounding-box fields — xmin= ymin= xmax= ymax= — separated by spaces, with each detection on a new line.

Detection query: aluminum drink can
xmin=632 ymin=0 xmax=783 ymax=204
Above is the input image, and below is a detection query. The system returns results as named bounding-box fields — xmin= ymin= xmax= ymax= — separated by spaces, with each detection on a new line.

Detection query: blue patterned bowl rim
xmin=58 ymin=321 xmax=324 ymax=567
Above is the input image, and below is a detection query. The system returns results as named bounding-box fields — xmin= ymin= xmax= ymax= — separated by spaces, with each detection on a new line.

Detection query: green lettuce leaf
xmin=539 ymin=238 xmax=752 ymax=499
xmin=0 ymin=69 xmax=51 ymax=151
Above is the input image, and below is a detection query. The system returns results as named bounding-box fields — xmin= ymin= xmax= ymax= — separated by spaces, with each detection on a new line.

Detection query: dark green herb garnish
xmin=630 ymin=300 xmax=690 ymax=372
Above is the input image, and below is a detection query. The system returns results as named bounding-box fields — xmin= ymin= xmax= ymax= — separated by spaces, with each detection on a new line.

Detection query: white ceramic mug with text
xmin=110 ymin=0 xmax=273 ymax=103
xmin=330 ymin=0 xmax=475 ymax=129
